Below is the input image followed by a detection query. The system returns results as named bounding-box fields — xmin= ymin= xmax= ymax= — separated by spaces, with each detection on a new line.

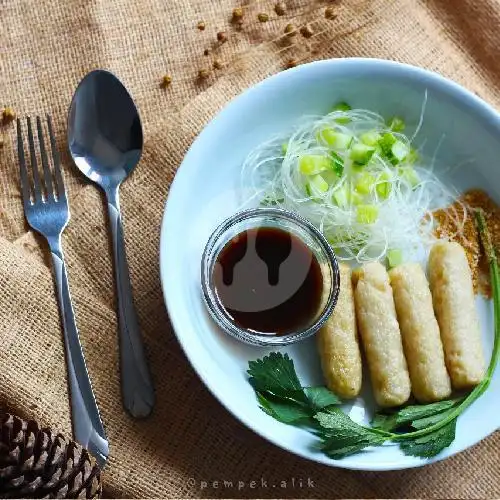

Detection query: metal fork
xmin=16 ymin=116 xmax=108 ymax=468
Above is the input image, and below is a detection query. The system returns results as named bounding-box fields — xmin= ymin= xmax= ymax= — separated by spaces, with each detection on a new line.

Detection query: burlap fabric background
xmin=1 ymin=0 xmax=499 ymax=497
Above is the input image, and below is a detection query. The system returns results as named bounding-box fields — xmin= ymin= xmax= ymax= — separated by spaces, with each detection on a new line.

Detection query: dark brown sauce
xmin=213 ymin=227 xmax=324 ymax=335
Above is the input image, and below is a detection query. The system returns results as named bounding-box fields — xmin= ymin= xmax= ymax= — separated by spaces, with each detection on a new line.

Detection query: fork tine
xmin=36 ymin=116 xmax=54 ymax=201
xmin=26 ymin=117 xmax=42 ymax=202
xmin=46 ymin=115 xmax=66 ymax=201
xmin=16 ymin=119 xmax=31 ymax=207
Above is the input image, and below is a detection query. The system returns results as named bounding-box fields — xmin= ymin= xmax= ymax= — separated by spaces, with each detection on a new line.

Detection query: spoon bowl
xmin=68 ymin=70 xmax=143 ymax=188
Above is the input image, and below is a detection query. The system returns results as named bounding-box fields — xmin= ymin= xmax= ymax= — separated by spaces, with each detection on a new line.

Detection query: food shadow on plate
xmin=200 ymin=295 xmax=379 ymax=425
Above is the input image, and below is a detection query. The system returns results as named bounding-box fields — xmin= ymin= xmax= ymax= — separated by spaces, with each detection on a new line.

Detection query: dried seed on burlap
xmin=213 ymin=60 xmax=223 ymax=70
xmin=300 ymin=24 xmax=314 ymax=38
xmin=285 ymin=59 xmax=297 ymax=69
xmin=203 ymin=48 xmax=210 ymax=56
xmin=284 ymin=23 xmax=297 ymax=36
xmin=232 ymin=7 xmax=244 ymax=21
xmin=160 ymin=75 xmax=172 ymax=88
xmin=217 ymin=31 xmax=228 ymax=43
xmin=198 ymin=68 xmax=210 ymax=80
xmin=275 ymin=2 xmax=286 ymax=16
xmin=1 ymin=107 xmax=16 ymax=125
xmin=197 ymin=21 xmax=206 ymax=31
xmin=325 ymin=7 xmax=337 ymax=19
xmin=258 ymin=13 xmax=269 ymax=22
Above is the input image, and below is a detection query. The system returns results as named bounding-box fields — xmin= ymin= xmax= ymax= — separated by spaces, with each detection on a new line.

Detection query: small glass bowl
xmin=201 ymin=207 xmax=340 ymax=346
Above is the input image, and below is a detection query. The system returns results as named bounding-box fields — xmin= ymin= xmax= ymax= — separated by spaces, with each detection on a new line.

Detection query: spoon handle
xmin=107 ymin=195 xmax=155 ymax=418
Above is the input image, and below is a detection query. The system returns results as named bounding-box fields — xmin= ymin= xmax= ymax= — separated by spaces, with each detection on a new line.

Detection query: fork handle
xmin=107 ymin=199 xmax=155 ymax=419
xmin=50 ymin=244 xmax=108 ymax=468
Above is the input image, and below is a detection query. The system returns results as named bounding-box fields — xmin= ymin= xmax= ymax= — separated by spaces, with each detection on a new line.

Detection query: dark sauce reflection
xmin=213 ymin=227 xmax=323 ymax=335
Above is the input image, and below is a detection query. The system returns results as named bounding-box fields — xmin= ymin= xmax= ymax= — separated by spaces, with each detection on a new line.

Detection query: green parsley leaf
xmin=304 ymin=386 xmax=341 ymax=410
xmin=315 ymin=409 xmax=386 ymax=459
xmin=410 ymin=407 xmax=458 ymax=430
xmin=372 ymin=399 xmax=462 ymax=432
xmin=399 ymin=419 xmax=457 ymax=458
xmin=248 ymin=352 xmax=308 ymax=404
xmin=257 ymin=392 xmax=312 ymax=424
xmin=370 ymin=413 xmax=393 ymax=431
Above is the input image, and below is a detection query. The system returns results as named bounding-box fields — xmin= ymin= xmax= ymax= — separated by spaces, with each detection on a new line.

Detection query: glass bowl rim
xmin=201 ymin=207 xmax=341 ymax=346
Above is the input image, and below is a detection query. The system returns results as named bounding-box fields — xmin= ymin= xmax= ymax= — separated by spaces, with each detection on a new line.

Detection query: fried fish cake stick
xmin=428 ymin=241 xmax=486 ymax=389
xmin=353 ymin=262 xmax=411 ymax=407
xmin=389 ymin=263 xmax=451 ymax=402
xmin=317 ymin=264 xmax=362 ymax=398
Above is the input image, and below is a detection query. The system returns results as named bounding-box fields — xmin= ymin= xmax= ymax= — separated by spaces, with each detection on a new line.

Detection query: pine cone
xmin=0 ymin=413 xmax=102 ymax=499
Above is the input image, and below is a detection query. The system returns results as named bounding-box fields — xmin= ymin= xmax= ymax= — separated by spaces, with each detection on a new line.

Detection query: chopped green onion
xmin=356 ymin=204 xmax=379 ymax=224
xmin=333 ymin=184 xmax=362 ymax=207
xmin=299 ymin=155 xmax=331 ymax=175
xmin=355 ymin=172 xmax=375 ymax=195
xmin=388 ymin=116 xmax=405 ymax=132
xmin=261 ymin=195 xmax=285 ymax=206
xmin=378 ymin=133 xmax=397 ymax=158
xmin=306 ymin=174 xmax=330 ymax=198
xmin=332 ymin=101 xmax=352 ymax=124
xmin=350 ymin=143 xmax=375 ymax=166
xmin=360 ymin=131 xmax=381 ymax=147
xmin=332 ymin=101 xmax=351 ymax=112
xmin=320 ymin=169 xmax=338 ymax=185
xmin=387 ymin=248 xmax=403 ymax=268
xmin=407 ymin=147 xmax=419 ymax=164
xmin=333 ymin=186 xmax=347 ymax=207
xmin=375 ymin=171 xmax=392 ymax=199
xmin=351 ymin=191 xmax=364 ymax=205
xmin=319 ymin=128 xmax=353 ymax=150
xmin=378 ymin=133 xmax=409 ymax=165
xmin=391 ymin=140 xmax=409 ymax=163
xmin=311 ymin=174 xmax=329 ymax=192
xmin=400 ymin=166 xmax=420 ymax=187
xmin=330 ymin=151 xmax=344 ymax=177
xmin=306 ymin=174 xmax=329 ymax=198
xmin=282 ymin=142 xmax=288 ymax=154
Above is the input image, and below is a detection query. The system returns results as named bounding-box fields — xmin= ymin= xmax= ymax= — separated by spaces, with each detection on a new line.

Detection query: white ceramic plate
xmin=160 ymin=58 xmax=500 ymax=471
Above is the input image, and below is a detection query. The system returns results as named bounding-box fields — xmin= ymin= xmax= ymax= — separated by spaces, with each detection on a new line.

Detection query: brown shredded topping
xmin=433 ymin=189 xmax=500 ymax=297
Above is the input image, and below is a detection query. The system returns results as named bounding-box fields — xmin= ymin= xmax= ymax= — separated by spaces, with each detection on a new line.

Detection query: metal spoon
xmin=68 ymin=70 xmax=155 ymax=418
